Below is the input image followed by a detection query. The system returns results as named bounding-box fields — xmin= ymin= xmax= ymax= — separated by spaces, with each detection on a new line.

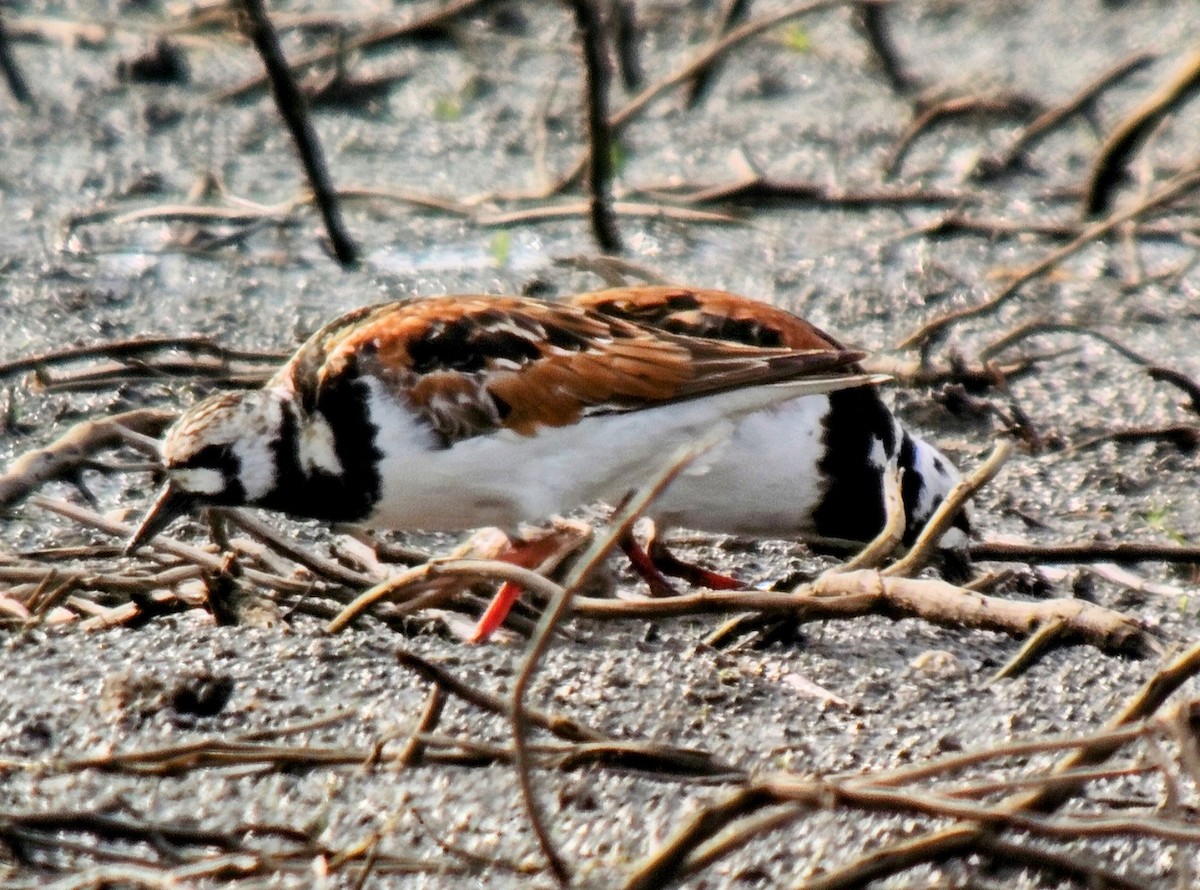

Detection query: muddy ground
xmin=2 ymin=1 xmax=1200 ymax=887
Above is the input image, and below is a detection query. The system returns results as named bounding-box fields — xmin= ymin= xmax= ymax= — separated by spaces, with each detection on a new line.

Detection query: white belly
xmin=650 ymin=396 xmax=830 ymax=536
xmin=360 ymin=379 xmax=819 ymax=532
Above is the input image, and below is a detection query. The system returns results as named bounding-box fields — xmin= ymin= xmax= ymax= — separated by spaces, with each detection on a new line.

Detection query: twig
xmin=236 ymin=0 xmax=358 ymax=266
xmin=0 ymin=410 xmax=176 ymax=508
xmin=0 ymin=8 xmax=35 ymax=107
xmin=219 ymin=508 xmax=375 ymax=588
xmin=394 ymin=649 xmax=607 ymax=745
xmin=884 ymin=91 xmax=1043 ymax=181
xmin=608 ymin=0 xmax=642 ymax=91
xmin=624 ymin=786 xmax=777 ymax=890
xmin=30 ymin=495 xmax=311 ymax=595
xmin=473 ymin=200 xmax=739 ymax=227
xmin=573 ymin=569 xmax=1149 ymax=655
xmin=852 ymin=0 xmax=918 ymax=97
xmin=970 ymin=539 xmax=1200 ymax=565
xmin=836 ymin=466 xmax=905 ymax=572
xmin=806 ymin=640 xmax=1200 ymax=889
xmin=679 ymin=803 xmax=807 ymax=878
xmin=975 ymin=836 xmax=1146 ymax=890
xmin=540 ymin=0 xmax=847 ymax=197
xmin=988 ymin=617 xmax=1068 ymax=682
xmin=642 ymin=175 xmax=968 ymax=209
xmin=974 ymin=52 xmax=1157 ymax=181
xmin=1085 ymin=50 xmax=1200 ymax=216
xmin=901 ymin=162 xmax=1200 ymax=350
xmin=565 ymin=0 xmax=621 ymax=252
xmin=213 ymin=0 xmax=498 ymax=103
xmin=978 ymin=318 xmax=1200 ymax=415
xmin=509 ymin=439 xmax=717 ymax=884
xmin=326 ymin=558 xmax=565 ymax=633
xmin=682 ymin=0 xmax=750 ymax=108
xmin=1070 ymin=424 xmax=1200 ymax=454
xmin=0 ymin=335 xmax=283 ymax=380
xmin=882 ymin=439 xmax=1012 ymax=578
xmin=397 ymin=686 xmax=447 ymax=767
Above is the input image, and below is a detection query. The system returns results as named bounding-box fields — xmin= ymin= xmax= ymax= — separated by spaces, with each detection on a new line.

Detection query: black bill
xmin=125 ymin=483 xmax=192 ymax=554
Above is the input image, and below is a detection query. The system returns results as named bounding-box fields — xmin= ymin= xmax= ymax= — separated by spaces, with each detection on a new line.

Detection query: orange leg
xmin=619 ymin=533 xmax=679 ymax=597
xmin=646 ymin=535 xmax=743 ymax=591
xmin=468 ymin=534 xmax=574 ymax=643
xmin=619 ymin=532 xmax=744 ymax=594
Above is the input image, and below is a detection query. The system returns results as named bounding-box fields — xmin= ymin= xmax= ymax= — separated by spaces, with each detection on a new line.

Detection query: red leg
xmin=647 ymin=535 xmax=743 ymax=591
xmin=619 ymin=531 xmax=745 ymax=594
xmin=468 ymin=580 xmax=523 ymax=643
xmin=619 ymin=533 xmax=679 ymax=598
xmin=468 ymin=534 xmax=574 ymax=643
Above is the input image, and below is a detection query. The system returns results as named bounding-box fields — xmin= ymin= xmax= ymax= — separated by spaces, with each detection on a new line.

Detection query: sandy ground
xmin=2 ymin=1 xmax=1200 ymax=887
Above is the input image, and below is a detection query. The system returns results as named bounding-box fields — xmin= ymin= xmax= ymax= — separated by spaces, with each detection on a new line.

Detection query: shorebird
xmin=127 ymin=294 xmax=879 ymax=630
xmin=468 ymin=287 xmax=970 ymax=642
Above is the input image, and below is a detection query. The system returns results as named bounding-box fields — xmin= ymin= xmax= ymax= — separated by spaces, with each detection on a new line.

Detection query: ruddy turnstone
xmin=569 ymin=286 xmax=970 ymax=587
xmin=127 ymin=295 xmax=880 ymax=613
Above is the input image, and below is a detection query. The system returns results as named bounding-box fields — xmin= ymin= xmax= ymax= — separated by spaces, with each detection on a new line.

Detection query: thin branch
xmin=0 ymin=335 xmax=283 ymax=380
xmin=852 ymin=0 xmax=918 ymax=97
xmin=682 ymin=0 xmax=751 ymax=108
xmin=0 ymin=8 xmax=35 ymax=106
xmin=0 ymin=410 xmax=176 ymax=508
xmin=901 ymin=162 xmax=1200 ymax=350
xmin=970 ymin=539 xmax=1200 ymax=565
xmin=236 ymin=0 xmax=358 ymax=266
xmin=213 ymin=0 xmax=499 ymax=103
xmin=882 ymin=439 xmax=1012 ymax=578
xmin=509 ymin=439 xmax=718 ymax=884
xmin=565 ymin=0 xmax=621 ymax=252
xmin=884 ymin=91 xmax=1042 ymax=181
xmin=1085 ymin=50 xmax=1200 ymax=216
xmin=974 ymin=52 xmax=1157 ymax=181
xmin=572 ymin=569 xmax=1150 ymax=656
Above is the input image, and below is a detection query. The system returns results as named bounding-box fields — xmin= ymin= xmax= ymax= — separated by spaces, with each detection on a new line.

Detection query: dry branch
xmin=682 ymin=0 xmax=751 ymax=108
xmin=0 ymin=8 xmax=34 ymax=107
xmin=802 ymin=642 xmax=1200 ymax=890
xmin=535 ymin=0 xmax=847 ymax=198
xmin=30 ymin=495 xmax=310 ymax=596
xmin=0 ymin=335 xmax=283 ymax=380
xmin=902 ymin=162 xmax=1200 ymax=350
xmin=573 ymin=569 xmax=1149 ymax=655
xmin=0 ymin=409 xmax=176 ymax=508
xmin=641 ymin=175 xmax=968 ymax=210
xmin=885 ymin=91 xmax=1043 ymax=180
xmin=882 ymin=439 xmax=1011 ymax=578
xmin=974 ymin=52 xmax=1156 ymax=181
xmin=971 ymin=539 xmax=1200 ymax=566
xmin=1085 ymin=50 xmax=1200 ymax=216
xmin=979 ymin=318 xmax=1200 ymax=416
xmin=852 ymin=0 xmax=918 ymax=96
xmin=213 ymin=0 xmax=498 ymax=103
xmin=565 ymin=0 xmax=621 ymax=252
xmin=237 ymin=0 xmax=357 ymax=266
xmin=509 ymin=440 xmax=718 ymax=883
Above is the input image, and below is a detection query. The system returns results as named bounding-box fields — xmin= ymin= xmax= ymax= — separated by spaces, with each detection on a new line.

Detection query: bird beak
xmin=125 ymin=482 xmax=192 ymax=555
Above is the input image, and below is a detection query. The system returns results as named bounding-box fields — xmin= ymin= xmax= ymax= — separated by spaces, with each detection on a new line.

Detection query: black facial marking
xmin=180 ymin=443 xmax=246 ymax=506
xmin=812 ymin=388 xmax=897 ymax=543
xmin=255 ymin=376 xmax=382 ymax=523
xmin=408 ymin=315 xmax=542 ymax=374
